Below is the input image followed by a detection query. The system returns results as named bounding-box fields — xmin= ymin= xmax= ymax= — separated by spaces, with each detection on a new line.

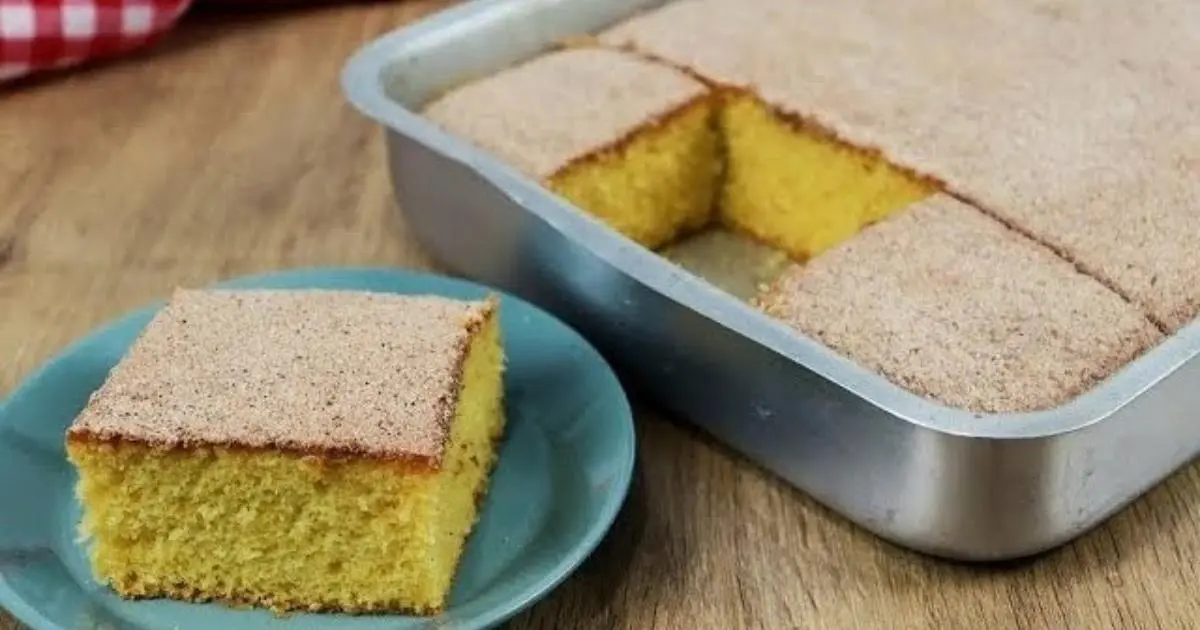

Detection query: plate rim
xmin=0 ymin=265 xmax=637 ymax=630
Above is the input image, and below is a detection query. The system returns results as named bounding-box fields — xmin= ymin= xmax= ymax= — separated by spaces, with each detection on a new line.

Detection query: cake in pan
xmin=65 ymin=289 xmax=506 ymax=615
xmin=418 ymin=0 xmax=1197 ymax=413
xmin=423 ymin=46 xmax=721 ymax=250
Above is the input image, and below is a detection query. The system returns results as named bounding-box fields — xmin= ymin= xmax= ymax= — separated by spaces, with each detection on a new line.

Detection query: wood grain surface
xmin=2 ymin=3 xmax=1199 ymax=628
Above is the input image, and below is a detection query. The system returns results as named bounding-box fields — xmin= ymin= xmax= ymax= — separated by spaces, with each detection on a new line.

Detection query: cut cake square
xmin=65 ymin=289 xmax=506 ymax=615
xmin=422 ymin=46 xmax=721 ymax=251
xmin=756 ymin=196 xmax=1163 ymax=414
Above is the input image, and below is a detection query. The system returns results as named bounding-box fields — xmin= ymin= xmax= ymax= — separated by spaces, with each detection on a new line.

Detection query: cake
xmin=422 ymin=46 xmax=721 ymax=250
xmin=64 ymin=289 xmax=507 ymax=615
xmin=756 ymin=197 xmax=1164 ymax=414
xmin=601 ymin=0 xmax=1200 ymax=330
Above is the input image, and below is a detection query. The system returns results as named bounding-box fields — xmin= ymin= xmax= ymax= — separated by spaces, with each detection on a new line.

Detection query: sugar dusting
xmin=67 ymin=289 xmax=495 ymax=461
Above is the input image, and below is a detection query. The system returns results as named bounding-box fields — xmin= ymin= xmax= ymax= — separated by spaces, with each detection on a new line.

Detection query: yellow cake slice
xmin=65 ymin=289 xmax=506 ymax=615
xmin=422 ymin=46 xmax=721 ymax=251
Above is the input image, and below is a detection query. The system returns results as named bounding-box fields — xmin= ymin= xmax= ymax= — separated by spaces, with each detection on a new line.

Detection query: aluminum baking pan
xmin=341 ymin=0 xmax=1200 ymax=561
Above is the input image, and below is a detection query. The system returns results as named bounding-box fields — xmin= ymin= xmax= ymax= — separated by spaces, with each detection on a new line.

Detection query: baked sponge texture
xmin=718 ymin=93 xmax=936 ymax=261
xmin=422 ymin=46 xmax=721 ymax=250
xmin=548 ymin=98 xmax=720 ymax=249
xmin=65 ymin=289 xmax=506 ymax=615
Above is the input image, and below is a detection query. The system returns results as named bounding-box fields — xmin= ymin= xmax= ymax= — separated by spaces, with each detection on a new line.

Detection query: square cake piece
xmin=422 ymin=46 xmax=721 ymax=251
xmin=65 ymin=289 xmax=506 ymax=615
xmin=756 ymin=196 xmax=1163 ymax=414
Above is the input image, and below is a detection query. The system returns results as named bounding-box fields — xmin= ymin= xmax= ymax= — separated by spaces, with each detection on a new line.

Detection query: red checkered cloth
xmin=0 ymin=0 xmax=191 ymax=82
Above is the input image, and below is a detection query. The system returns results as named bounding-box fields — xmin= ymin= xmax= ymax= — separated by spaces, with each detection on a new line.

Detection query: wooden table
xmin=2 ymin=3 xmax=1199 ymax=628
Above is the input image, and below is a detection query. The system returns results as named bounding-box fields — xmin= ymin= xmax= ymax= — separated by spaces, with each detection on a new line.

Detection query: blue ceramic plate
xmin=0 ymin=267 xmax=636 ymax=630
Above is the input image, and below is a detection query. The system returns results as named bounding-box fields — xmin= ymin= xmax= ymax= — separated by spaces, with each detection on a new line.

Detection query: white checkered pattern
xmin=0 ymin=0 xmax=189 ymax=82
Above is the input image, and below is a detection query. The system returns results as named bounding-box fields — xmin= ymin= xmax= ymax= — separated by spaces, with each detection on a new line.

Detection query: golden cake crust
xmin=422 ymin=46 xmax=710 ymax=180
xmin=66 ymin=289 xmax=497 ymax=464
xmin=757 ymin=196 xmax=1163 ymax=414
xmin=603 ymin=0 xmax=1200 ymax=331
